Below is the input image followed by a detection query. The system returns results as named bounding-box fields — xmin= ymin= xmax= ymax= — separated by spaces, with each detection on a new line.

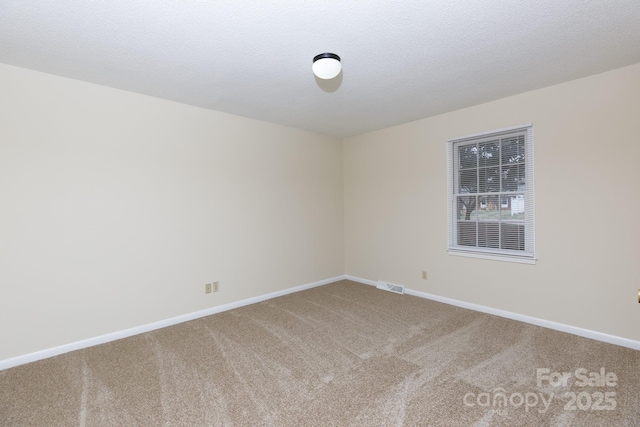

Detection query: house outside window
xmin=446 ymin=125 xmax=535 ymax=263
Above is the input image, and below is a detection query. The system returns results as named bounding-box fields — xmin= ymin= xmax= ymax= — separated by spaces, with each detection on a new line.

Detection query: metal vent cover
xmin=376 ymin=281 xmax=405 ymax=295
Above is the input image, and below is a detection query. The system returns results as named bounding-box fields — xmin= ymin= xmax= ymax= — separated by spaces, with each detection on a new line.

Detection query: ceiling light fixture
xmin=312 ymin=53 xmax=341 ymax=79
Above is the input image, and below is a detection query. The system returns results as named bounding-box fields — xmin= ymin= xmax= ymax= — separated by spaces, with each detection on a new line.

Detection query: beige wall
xmin=2 ymin=61 xmax=639 ymax=363
xmin=344 ymin=63 xmax=640 ymax=342
xmin=0 ymin=64 xmax=344 ymax=361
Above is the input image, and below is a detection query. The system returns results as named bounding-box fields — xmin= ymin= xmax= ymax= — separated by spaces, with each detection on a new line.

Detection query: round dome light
xmin=312 ymin=53 xmax=341 ymax=79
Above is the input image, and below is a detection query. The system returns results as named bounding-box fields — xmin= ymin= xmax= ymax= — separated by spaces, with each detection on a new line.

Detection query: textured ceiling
xmin=1 ymin=1 xmax=639 ymax=138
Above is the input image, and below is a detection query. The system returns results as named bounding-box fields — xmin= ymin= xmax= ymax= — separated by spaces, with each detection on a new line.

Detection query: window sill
xmin=447 ymin=249 xmax=537 ymax=264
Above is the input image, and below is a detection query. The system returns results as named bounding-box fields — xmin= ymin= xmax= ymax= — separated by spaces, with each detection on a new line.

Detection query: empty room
xmin=1 ymin=1 xmax=639 ymax=426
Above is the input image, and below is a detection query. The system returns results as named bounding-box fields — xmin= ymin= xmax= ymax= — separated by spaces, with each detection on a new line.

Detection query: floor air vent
xmin=376 ymin=281 xmax=405 ymax=295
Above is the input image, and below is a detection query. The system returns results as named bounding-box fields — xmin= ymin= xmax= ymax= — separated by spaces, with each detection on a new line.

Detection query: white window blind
xmin=447 ymin=124 xmax=535 ymax=262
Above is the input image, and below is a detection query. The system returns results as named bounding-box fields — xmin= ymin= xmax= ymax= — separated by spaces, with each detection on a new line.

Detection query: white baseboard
xmin=0 ymin=275 xmax=347 ymax=371
xmin=5 ymin=273 xmax=636 ymax=371
xmin=345 ymin=275 xmax=640 ymax=351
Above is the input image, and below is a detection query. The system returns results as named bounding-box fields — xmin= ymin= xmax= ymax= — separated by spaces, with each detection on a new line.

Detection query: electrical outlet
xmin=213 ymin=281 xmax=219 ymax=292
xmin=205 ymin=283 xmax=212 ymax=294
xmin=422 ymin=271 xmax=428 ymax=280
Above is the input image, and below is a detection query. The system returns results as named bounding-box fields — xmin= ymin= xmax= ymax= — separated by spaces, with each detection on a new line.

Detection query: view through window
xmin=447 ymin=125 xmax=535 ymax=262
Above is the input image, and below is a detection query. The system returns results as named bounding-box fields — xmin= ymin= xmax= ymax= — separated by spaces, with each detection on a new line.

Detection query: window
xmin=446 ymin=124 xmax=535 ymax=263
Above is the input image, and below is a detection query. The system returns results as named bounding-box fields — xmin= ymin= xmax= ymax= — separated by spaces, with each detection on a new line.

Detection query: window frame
xmin=446 ymin=124 xmax=536 ymax=264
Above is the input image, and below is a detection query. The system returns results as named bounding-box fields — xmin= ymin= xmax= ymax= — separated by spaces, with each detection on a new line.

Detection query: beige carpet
xmin=1 ymin=280 xmax=638 ymax=426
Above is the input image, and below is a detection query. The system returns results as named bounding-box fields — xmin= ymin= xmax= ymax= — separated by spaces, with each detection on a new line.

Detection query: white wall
xmin=0 ymin=64 xmax=344 ymax=361
xmin=344 ymin=63 xmax=640 ymax=342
